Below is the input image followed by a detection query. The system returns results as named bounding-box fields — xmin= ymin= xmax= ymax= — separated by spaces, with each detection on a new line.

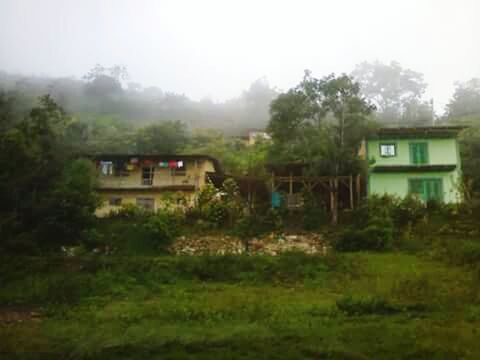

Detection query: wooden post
xmin=356 ymin=174 xmax=361 ymax=206
xmin=194 ymin=160 xmax=199 ymax=190
xmin=329 ymin=178 xmax=334 ymax=213
xmin=289 ymin=172 xmax=293 ymax=195
xmin=271 ymin=172 xmax=275 ymax=209
xmin=349 ymin=175 xmax=354 ymax=209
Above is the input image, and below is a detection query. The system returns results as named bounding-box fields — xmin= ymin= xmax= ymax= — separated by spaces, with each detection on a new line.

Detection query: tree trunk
xmin=331 ymin=177 xmax=339 ymax=225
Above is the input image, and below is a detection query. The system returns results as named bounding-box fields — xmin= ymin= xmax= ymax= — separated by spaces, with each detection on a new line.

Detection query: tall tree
xmin=0 ymin=96 xmax=97 ymax=250
xmin=446 ymin=78 xmax=480 ymax=121
xmin=268 ymin=71 xmax=375 ymax=224
xmin=352 ymin=61 xmax=428 ymax=124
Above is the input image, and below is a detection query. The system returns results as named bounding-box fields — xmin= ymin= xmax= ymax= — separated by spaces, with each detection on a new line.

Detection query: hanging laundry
xmin=168 ymin=160 xmax=177 ymax=169
xmin=100 ymin=161 xmax=113 ymax=176
xmin=158 ymin=161 xmax=169 ymax=168
xmin=177 ymin=160 xmax=184 ymax=169
xmin=130 ymin=158 xmax=139 ymax=164
xmin=143 ymin=159 xmax=154 ymax=166
xmin=126 ymin=164 xmax=134 ymax=171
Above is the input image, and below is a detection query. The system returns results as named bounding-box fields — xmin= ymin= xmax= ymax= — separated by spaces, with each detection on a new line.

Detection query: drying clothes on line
xmin=126 ymin=164 xmax=134 ymax=171
xmin=158 ymin=161 xmax=169 ymax=168
xmin=143 ymin=159 xmax=154 ymax=166
xmin=168 ymin=160 xmax=177 ymax=169
xmin=100 ymin=161 xmax=113 ymax=176
xmin=177 ymin=160 xmax=184 ymax=169
xmin=130 ymin=158 xmax=139 ymax=164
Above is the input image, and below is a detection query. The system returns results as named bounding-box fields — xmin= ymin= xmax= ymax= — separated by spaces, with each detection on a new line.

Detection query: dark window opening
xmin=136 ymin=198 xmax=155 ymax=211
xmin=108 ymin=197 xmax=122 ymax=206
xmin=142 ymin=166 xmax=154 ymax=185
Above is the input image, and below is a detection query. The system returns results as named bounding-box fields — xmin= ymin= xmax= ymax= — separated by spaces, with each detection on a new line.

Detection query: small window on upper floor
xmin=142 ymin=166 xmax=155 ymax=185
xmin=380 ymin=144 xmax=396 ymax=157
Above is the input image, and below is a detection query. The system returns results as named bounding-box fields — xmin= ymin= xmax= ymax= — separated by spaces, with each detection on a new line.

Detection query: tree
xmin=268 ymin=71 xmax=375 ymax=224
xmin=0 ymin=96 xmax=98 ymax=250
xmin=83 ymin=64 xmax=128 ymax=97
xmin=0 ymin=91 xmax=16 ymax=131
xmin=135 ymin=120 xmax=188 ymax=154
xmin=352 ymin=61 xmax=428 ymax=124
xmin=446 ymin=78 xmax=480 ymax=120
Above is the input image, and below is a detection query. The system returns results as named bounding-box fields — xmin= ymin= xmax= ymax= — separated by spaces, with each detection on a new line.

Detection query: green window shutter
xmin=410 ymin=179 xmax=443 ymax=202
xmin=409 ymin=179 xmax=424 ymax=200
xmin=431 ymin=179 xmax=443 ymax=202
xmin=419 ymin=144 xmax=428 ymax=164
xmin=409 ymin=143 xmax=416 ymax=164
xmin=410 ymin=143 xmax=429 ymax=165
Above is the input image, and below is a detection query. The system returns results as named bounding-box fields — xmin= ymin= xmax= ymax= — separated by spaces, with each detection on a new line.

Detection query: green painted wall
xmin=367 ymin=138 xmax=458 ymax=166
xmin=369 ymin=171 xmax=462 ymax=203
xmin=366 ymin=137 xmax=462 ymax=203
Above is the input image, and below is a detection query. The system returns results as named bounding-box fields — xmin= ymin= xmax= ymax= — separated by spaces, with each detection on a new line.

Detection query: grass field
xmin=1 ymin=251 xmax=480 ymax=359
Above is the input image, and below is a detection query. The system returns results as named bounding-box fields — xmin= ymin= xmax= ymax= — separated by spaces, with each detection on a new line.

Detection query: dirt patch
xmin=0 ymin=305 xmax=42 ymax=324
xmin=170 ymin=232 xmax=330 ymax=256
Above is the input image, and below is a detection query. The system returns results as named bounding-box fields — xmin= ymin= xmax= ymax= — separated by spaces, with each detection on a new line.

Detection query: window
xmin=142 ymin=166 xmax=154 ymax=185
xmin=409 ymin=179 xmax=443 ymax=202
xmin=380 ymin=144 xmax=396 ymax=157
xmin=108 ymin=197 xmax=122 ymax=206
xmin=136 ymin=198 xmax=155 ymax=211
xmin=410 ymin=142 xmax=429 ymax=165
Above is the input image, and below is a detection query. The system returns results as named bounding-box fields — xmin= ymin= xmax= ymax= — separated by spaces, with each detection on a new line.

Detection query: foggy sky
xmin=1 ymin=0 xmax=479 ymax=111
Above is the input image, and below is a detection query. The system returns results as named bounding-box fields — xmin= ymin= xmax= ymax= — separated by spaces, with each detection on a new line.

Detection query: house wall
xmin=368 ymin=171 xmax=462 ymax=203
xmin=98 ymin=159 xmax=215 ymax=189
xmin=367 ymin=138 xmax=458 ymax=166
xmin=366 ymin=137 xmax=462 ymax=203
xmin=95 ymin=158 xmax=216 ymax=216
xmin=95 ymin=190 xmax=196 ymax=217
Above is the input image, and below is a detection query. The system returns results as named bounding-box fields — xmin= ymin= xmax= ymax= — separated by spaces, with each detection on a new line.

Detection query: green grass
xmin=1 ymin=251 xmax=480 ymax=359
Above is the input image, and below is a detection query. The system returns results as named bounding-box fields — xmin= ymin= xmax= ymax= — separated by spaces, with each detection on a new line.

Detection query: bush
xmin=336 ymin=295 xmax=398 ymax=315
xmin=232 ymin=208 xmax=284 ymax=239
xmin=336 ymin=195 xmax=429 ymax=252
xmin=335 ymin=219 xmax=394 ymax=252
xmin=392 ymin=196 xmax=426 ymax=228
xmin=140 ymin=211 xmax=182 ymax=252
xmin=107 ymin=204 xmax=150 ymax=220
xmin=302 ymin=190 xmax=328 ymax=230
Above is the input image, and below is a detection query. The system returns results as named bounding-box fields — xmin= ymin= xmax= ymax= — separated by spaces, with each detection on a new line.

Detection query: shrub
xmin=140 ymin=211 xmax=182 ymax=252
xmin=108 ymin=204 xmax=150 ymax=220
xmin=392 ymin=196 xmax=426 ymax=228
xmin=335 ymin=219 xmax=394 ymax=252
xmin=232 ymin=208 xmax=284 ymax=239
xmin=302 ymin=190 xmax=328 ymax=230
xmin=336 ymin=295 xmax=398 ymax=315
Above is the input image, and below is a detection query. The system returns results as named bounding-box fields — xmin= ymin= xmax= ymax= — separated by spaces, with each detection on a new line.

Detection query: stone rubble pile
xmin=170 ymin=233 xmax=329 ymax=256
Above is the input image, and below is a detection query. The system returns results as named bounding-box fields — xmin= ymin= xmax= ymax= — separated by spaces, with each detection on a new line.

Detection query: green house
xmin=366 ymin=127 xmax=465 ymax=203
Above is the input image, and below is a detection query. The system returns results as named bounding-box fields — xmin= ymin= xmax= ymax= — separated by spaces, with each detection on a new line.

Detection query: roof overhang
xmin=371 ymin=165 xmax=457 ymax=173
xmin=367 ymin=126 xmax=467 ymax=140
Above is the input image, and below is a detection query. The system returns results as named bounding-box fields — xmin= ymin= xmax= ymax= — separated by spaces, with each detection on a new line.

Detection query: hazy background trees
xmin=352 ymin=61 xmax=433 ymax=126
xmin=0 ymin=67 xmax=279 ymax=137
